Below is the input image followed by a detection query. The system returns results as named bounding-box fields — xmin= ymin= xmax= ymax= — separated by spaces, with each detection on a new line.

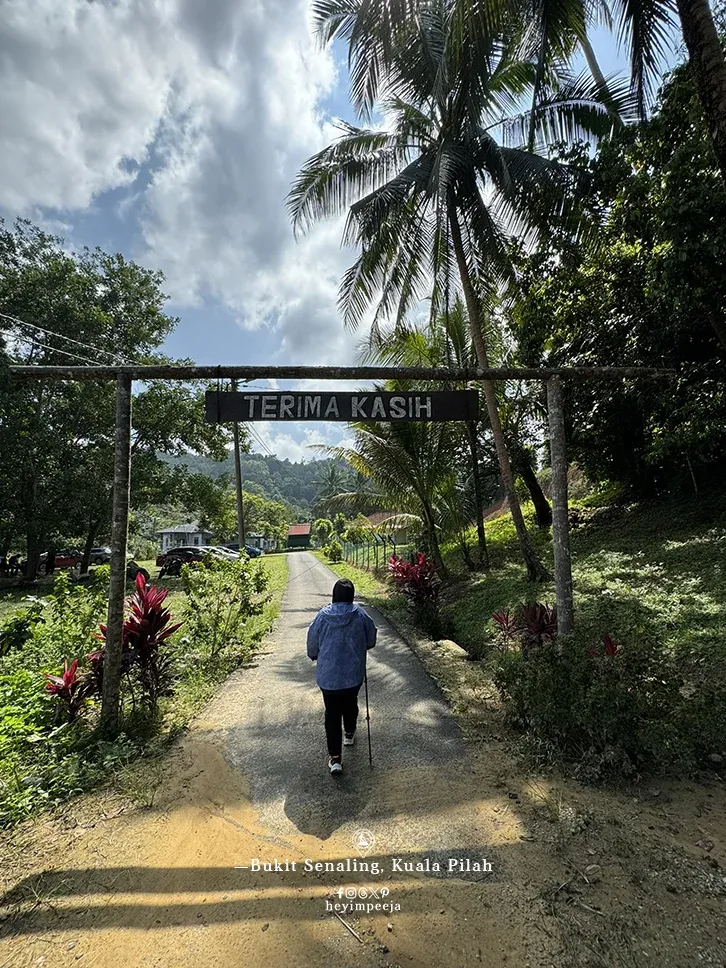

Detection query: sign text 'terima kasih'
xmin=205 ymin=390 xmax=479 ymax=423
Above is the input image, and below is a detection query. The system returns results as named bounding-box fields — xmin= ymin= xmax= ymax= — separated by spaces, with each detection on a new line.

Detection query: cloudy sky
xmin=0 ymin=0 xmax=679 ymax=461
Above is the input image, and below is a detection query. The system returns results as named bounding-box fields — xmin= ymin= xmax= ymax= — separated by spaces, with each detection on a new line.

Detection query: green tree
xmin=312 ymin=517 xmax=335 ymax=546
xmin=512 ymin=60 xmax=726 ymax=492
xmin=289 ymin=2 xmax=619 ymax=579
xmin=0 ymin=220 xmax=229 ymax=577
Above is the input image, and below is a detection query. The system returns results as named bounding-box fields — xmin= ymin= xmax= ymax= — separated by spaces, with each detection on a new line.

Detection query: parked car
xmin=38 ymin=549 xmax=83 ymax=569
xmin=156 ymin=544 xmax=234 ymax=573
xmin=224 ymin=542 xmax=262 ymax=558
xmin=156 ymin=545 xmax=205 ymax=568
xmin=205 ymin=546 xmax=241 ymax=560
xmin=90 ymin=546 xmax=112 ymax=564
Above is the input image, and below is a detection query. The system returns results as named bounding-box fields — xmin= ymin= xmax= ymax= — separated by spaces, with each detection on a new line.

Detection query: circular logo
xmin=352 ymin=829 xmax=376 ymax=855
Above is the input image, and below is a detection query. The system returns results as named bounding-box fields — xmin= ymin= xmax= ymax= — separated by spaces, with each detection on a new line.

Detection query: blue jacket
xmin=307 ymin=602 xmax=377 ymax=690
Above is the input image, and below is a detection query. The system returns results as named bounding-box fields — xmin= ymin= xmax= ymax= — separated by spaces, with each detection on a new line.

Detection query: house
xmin=287 ymin=523 xmax=311 ymax=549
xmin=366 ymin=511 xmax=412 ymax=545
xmin=157 ymin=522 xmax=213 ymax=552
xmin=247 ymin=532 xmax=277 ymax=552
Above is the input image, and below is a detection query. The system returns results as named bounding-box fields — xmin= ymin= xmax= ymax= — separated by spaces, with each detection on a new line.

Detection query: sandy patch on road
xmin=0 ymin=730 xmax=545 ymax=968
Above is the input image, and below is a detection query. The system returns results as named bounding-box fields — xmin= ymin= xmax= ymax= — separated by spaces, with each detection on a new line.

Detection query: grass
xmin=434 ymin=491 xmax=726 ymax=679
xmin=316 ymin=490 xmax=726 ymax=682
xmin=0 ymin=553 xmax=289 ymax=827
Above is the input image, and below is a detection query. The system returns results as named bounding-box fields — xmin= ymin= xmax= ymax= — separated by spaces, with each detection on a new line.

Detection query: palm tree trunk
xmin=421 ymin=502 xmax=446 ymax=576
xmin=449 ymin=210 xmax=550 ymax=581
xmin=581 ymin=33 xmax=624 ymax=129
xmin=512 ymin=443 xmax=552 ymax=527
xmin=676 ymin=0 xmax=726 ymax=187
xmin=466 ymin=421 xmax=490 ymax=567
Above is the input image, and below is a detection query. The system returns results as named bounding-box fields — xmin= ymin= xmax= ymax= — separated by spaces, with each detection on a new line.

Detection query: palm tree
xmin=289 ymin=1 xmax=621 ymax=579
xmin=361 ymin=299 xmax=497 ymax=567
xmin=326 ymin=416 xmax=456 ymax=573
xmin=313 ymin=0 xmax=726 ymax=183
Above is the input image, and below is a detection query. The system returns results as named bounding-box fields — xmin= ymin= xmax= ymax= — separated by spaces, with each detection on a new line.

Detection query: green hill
xmin=164 ymin=453 xmax=354 ymax=514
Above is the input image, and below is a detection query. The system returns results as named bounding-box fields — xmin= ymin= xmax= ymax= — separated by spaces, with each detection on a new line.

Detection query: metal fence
xmin=341 ymin=537 xmax=414 ymax=572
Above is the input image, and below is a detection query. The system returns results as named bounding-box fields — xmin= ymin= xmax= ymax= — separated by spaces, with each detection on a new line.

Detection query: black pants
xmin=321 ymin=682 xmax=362 ymax=758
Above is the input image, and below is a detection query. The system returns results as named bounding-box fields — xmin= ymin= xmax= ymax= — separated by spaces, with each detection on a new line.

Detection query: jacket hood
xmin=320 ymin=602 xmax=359 ymax=626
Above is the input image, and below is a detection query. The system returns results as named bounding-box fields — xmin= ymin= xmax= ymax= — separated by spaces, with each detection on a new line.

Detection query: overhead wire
xmin=0 ymin=311 xmax=136 ymax=365
xmin=10 ymin=332 xmax=107 ymax=367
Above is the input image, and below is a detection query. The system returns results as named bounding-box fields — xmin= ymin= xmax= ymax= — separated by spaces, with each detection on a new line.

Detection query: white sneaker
xmin=328 ymin=757 xmax=343 ymax=774
xmin=343 ymin=732 xmax=355 ymax=746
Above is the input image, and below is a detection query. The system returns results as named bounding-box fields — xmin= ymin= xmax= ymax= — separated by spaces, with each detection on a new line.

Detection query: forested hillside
xmin=164 ymin=452 xmax=356 ymax=515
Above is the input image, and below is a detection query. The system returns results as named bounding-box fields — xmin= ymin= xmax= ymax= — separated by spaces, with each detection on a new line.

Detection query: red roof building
xmin=287 ymin=523 xmax=311 ymax=549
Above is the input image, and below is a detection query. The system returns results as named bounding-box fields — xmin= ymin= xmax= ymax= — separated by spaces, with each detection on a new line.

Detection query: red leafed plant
xmin=492 ymin=610 xmax=521 ymax=640
xmin=388 ymin=553 xmax=442 ymax=635
xmin=95 ymin=573 xmax=183 ymax=711
xmin=44 ymin=658 xmax=96 ymax=722
xmin=589 ymin=634 xmax=622 ymax=658
xmin=388 ymin=553 xmax=441 ymax=605
xmin=492 ymin=602 xmax=558 ymax=656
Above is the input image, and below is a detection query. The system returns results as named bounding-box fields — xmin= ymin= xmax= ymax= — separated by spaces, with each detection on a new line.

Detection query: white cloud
xmin=0 ymin=0 xmax=370 ymax=452
xmin=249 ymin=421 xmax=352 ymax=463
xmin=0 ymin=0 xmax=184 ymax=212
xmin=137 ymin=0 xmax=356 ymax=366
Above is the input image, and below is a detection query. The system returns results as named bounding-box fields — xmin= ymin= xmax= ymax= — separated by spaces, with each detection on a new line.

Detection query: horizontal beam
xmin=7 ymin=364 xmax=679 ymax=382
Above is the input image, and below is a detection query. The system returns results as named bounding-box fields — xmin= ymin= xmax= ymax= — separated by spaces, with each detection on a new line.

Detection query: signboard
xmin=205 ymin=389 xmax=479 ymax=423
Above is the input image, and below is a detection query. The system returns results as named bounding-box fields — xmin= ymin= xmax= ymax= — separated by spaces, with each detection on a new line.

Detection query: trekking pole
xmin=364 ymin=673 xmax=372 ymax=766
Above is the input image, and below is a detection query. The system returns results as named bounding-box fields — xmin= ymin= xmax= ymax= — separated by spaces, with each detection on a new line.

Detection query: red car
xmin=39 ymin=549 xmax=83 ymax=569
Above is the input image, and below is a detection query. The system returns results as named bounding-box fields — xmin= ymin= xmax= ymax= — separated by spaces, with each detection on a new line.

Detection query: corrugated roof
xmin=366 ymin=511 xmax=397 ymax=527
xmin=287 ymin=523 xmax=311 ymax=536
xmin=156 ymin=522 xmax=212 ymax=535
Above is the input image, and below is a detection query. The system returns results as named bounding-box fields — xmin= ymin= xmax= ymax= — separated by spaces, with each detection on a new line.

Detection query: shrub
xmin=388 ymin=553 xmax=442 ymax=636
xmin=0 ymin=600 xmax=45 ymax=657
xmin=325 ymin=539 xmax=343 ymax=563
xmin=490 ymin=632 xmax=694 ymax=779
xmin=180 ymin=556 xmax=269 ymax=667
xmin=94 ymin=573 xmax=182 ymax=713
xmin=44 ymin=658 xmax=96 ymax=723
xmin=492 ymin=602 xmax=557 ymax=656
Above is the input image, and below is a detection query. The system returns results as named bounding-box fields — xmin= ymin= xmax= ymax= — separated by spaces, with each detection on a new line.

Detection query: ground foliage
xmin=0 ymin=556 xmax=286 ymax=827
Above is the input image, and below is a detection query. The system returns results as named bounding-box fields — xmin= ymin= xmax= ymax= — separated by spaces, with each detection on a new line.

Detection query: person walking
xmin=307 ymin=578 xmax=377 ymax=775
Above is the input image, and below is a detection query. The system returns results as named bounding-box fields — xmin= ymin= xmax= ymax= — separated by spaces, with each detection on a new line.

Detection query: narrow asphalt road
xmin=203 ymin=551 xmax=480 ymax=848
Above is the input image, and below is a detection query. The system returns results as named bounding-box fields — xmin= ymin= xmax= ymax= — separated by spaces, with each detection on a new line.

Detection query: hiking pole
xmin=364 ymin=672 xmax=372 ymax=766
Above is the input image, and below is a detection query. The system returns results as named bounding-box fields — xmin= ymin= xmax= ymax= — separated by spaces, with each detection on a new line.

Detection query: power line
xmin=0 ymin=311 xmax=134 ymax=365
xmin=247 ymin=424 xmax=276 ymax=458
xmin=11 ymin=332 xmax=105 ymax=367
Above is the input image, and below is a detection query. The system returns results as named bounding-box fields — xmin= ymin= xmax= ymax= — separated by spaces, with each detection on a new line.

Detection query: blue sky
xmin=0 ymin=1 xmax=682 ymax=460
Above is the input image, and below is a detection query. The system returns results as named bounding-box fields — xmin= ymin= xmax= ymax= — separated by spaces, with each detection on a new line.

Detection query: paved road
xmin=206 ymin=551 xmax=474 ymax=846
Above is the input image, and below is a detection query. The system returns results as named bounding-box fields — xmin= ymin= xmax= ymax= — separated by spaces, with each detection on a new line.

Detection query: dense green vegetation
xmin=0 ymin=556 xmax=287 ymax=827
xmin=164 ymin=452 xmax=359 ymax=519
xmin=322 ymin=488 xmax=726 ymax=777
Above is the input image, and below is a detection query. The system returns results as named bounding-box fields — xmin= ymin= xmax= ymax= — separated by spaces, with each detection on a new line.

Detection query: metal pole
xmin=100 ymin=373 xmax=133 ymax=735
xmin=231 ymin=380 xmax=246 ymax=548
xmin=364 ymin=673 xmax=372 ymax=766
xmin=547 ymin=376 xmax=574 ymax=635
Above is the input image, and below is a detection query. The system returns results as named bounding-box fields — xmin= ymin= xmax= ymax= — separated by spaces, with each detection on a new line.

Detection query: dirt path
xmin=2 ymin=552 xmax=725 ymax=968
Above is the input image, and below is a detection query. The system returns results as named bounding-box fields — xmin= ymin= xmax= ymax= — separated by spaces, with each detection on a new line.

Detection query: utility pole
xmin=231 ymin=379 xmax=246 ymax=549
